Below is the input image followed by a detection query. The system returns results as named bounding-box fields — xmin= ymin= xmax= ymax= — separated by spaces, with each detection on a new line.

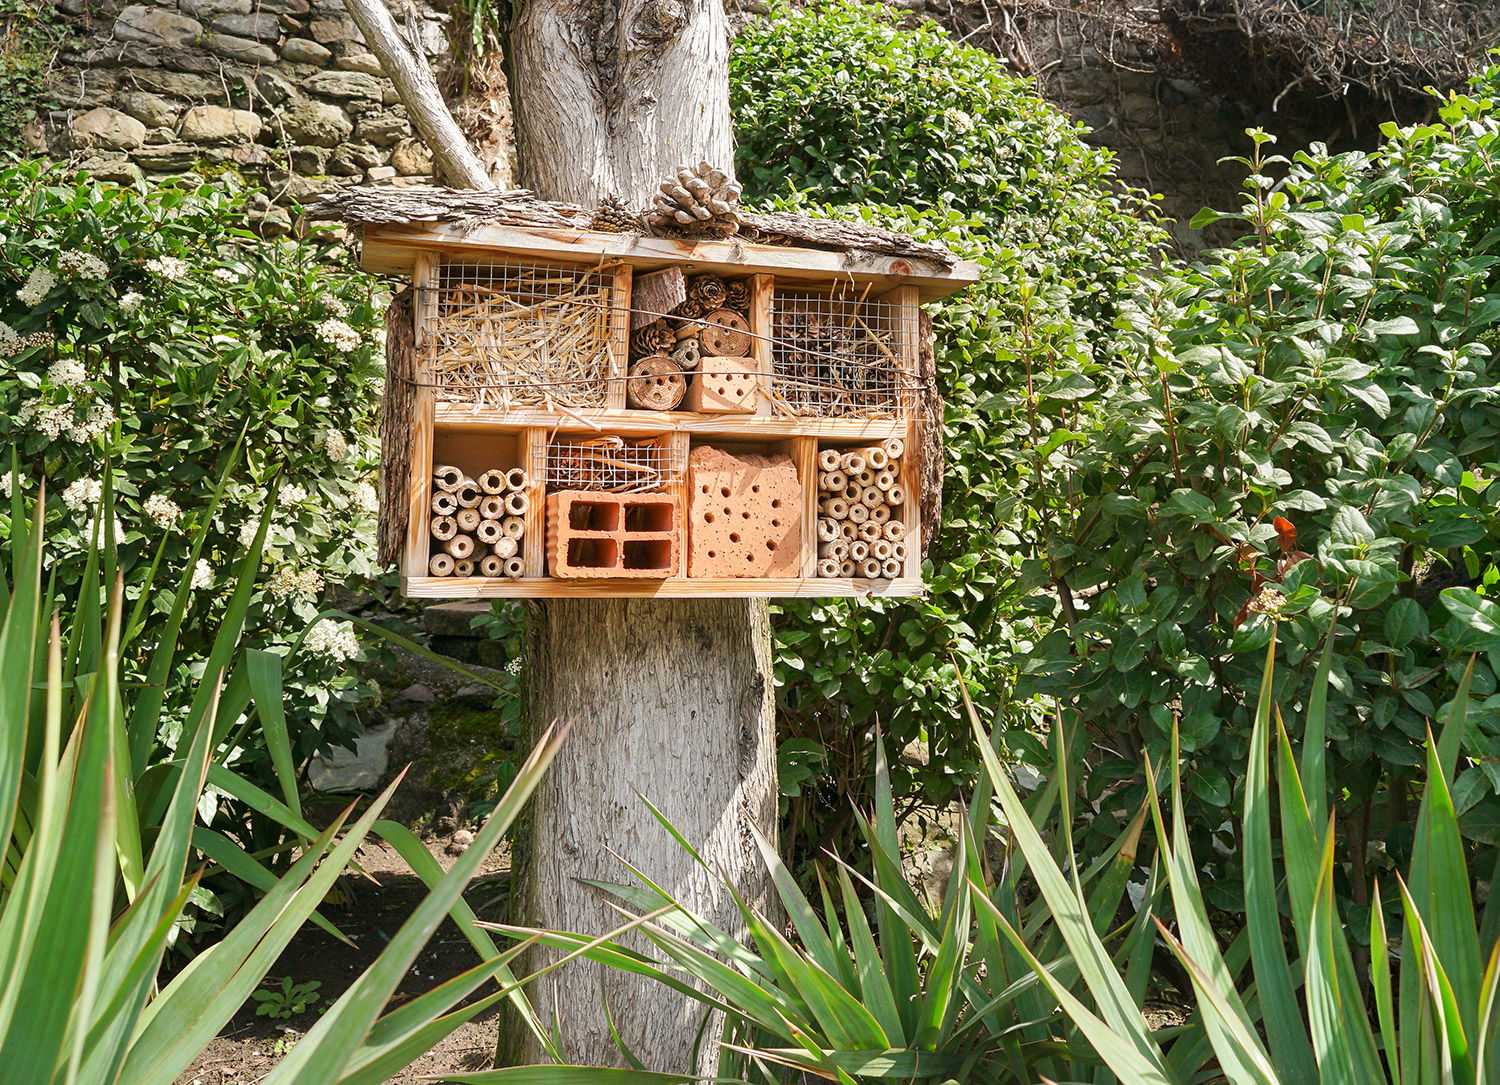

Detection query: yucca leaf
xmin=970 ymin=702 xmax=1172 ymax=1077
xmin=1243 ymin=636 xmax=1316 ymax=1080
xmin=1398 ymin=875 xmax=1475 ymax=1085
xmin=748 ymin=821 xmax=845 ymax=980
xmin=245 ymin=650 xmax=301 ymax=822
xmin=441 ymin=1070 xmax=703 ymax=1084
xmin=974 ymin=886 xmax=1176 ymax=1085
xmin=835 ymin=865 xmax=905 ymax=1041
xmin=1370 ymin=881 xmax=1401 ymax=1085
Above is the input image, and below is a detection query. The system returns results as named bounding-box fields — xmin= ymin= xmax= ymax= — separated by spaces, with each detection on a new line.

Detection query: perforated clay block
xmin=685 ymin=356 xmax=759 ymax=413
xmin=546 ymin=490 xmax=680 ymax=578
xmin=688 ymin=446 xmax=802 ymax=578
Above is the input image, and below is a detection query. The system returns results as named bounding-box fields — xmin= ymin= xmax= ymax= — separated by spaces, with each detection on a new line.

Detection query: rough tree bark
xmin=505 ymin=1 xmax=777 ymax=1070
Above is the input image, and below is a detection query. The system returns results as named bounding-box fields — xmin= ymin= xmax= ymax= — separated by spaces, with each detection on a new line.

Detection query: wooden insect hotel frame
xmin=320 ymin=187 xmax=979 ymax=599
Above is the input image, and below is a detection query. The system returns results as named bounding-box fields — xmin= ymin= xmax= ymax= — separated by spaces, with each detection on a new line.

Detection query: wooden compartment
xmin=769 ymin=282 xmax=917 ymax=419
xmin=810 ymin=436 xmax=918 ymax=583
xmin=420 ymin=254 xmax=630 ymax=412
xmin=416 ymin=428 xmax=531 ymax=584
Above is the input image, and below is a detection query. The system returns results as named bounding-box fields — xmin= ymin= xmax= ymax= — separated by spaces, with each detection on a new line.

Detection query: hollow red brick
xmin=546 ymin=490 xmax=680 ymax=578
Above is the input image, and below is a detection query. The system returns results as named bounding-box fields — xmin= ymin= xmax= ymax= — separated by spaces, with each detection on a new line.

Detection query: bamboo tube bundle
xmin=427 ymin=261 xmax=615 ymax=411
xmin=813 ymin=440 xmax=909 ymax=579
xmin=429 ymin=463 xmax=529 ymax=578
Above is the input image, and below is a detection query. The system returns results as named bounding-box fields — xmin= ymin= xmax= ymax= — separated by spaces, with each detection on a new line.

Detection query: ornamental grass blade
xmin=969 ymin=701 xmax=1171 ymax=1078
xmin=747 ymin=820 xmax=844 ymax=980
xmin=261 ymin=727 xmax=566 ymax=1082
xmin=1144 ymin=741 xmax=1277 ymax=1085
xmin=1243 ymin=637 xmax=1316 ymax=1081
xmin=1303 ymin=817 xmax=1385 ymax=1083
xmin=440 ymin=1070 xmax=705 ymax=1084
xmin=834 ymin=865 xmax=905 ymax=1042
xmin=1474 ymin=940 xmax=1500 ymax=1085
xmin=1370 ymin=881 xmax=1401 ymax=1085
xmin=245 ymin=649 xmax=301 ymax=823
xmin=1397 ymin=876 xmax=1474 ymax=1085
xmin=1406 ymin=719 xmax=1481 ymax=1045
xmin=373 ymin=819 xmax=558 ymax=1061
xmin=120 ymin=775 xmax=402 ymax=1083
xmin=973 ymin=886 xmax=1175 ymax=1085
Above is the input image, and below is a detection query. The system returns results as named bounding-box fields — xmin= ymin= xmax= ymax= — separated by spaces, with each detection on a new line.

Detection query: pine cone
xmin=589 ymin=195 xmax=638 ymax=233
xmin=631 ymin=319 xmax=675 ymax=359
xmin=646 ymin=162 xmax=742 ymax=236
xmin=669 ymin=297 xmax=705 ymax=329
xmin=688 ymin=274 xmax=728 ymax=308
xmin=725 ymin=280 xmax=750 ymax=313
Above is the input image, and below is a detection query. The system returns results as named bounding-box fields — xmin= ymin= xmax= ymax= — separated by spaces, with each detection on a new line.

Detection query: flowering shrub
xmin=0 ymin=161 xmax=383 ymax=767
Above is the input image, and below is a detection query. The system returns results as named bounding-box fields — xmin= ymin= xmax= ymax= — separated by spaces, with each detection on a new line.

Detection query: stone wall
xmin=40 ymin=0 xmax=494 ymax=233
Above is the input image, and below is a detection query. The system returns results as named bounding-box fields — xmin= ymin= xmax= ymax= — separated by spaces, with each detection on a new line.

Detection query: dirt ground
xmin=177 ymin=832 xmax=515 ymax=1085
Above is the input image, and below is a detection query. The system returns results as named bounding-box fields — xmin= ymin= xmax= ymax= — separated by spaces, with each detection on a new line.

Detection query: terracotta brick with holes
xmin=687 ymin=446 xmax=801 ymax=577
xmin=684 ymin=356 xmax=760 ymax=413
xmin=546 ymin=491 xmax=680 ymax=578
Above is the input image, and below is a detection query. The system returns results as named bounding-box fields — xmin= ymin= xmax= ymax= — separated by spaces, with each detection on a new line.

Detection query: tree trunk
xmin=505 ymin=0 xmax=778 ymax=1072
xmin=507 ymin=0 xmax=734 ymax=204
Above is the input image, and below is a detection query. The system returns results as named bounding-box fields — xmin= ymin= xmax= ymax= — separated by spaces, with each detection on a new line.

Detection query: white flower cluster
xmin=18 ymin=268 xmax=56 ymax=307
xmin=120 ymin=292 xmax=144 ymax=312
xmin=237 ymin=520 xmax=262 ymax=547
xmin=146 ymin=256 xmax=188 ymax=282
xmin=144 ymin=493 xmax=182 ymax=527
xmin=212 ymin=267 xmax=238 ymax=285
xmin=266 ymin=565 xmax=324 ymax=599
xmin=323 ymin=295 xmax=349 ymax=318
xmin=62 ymin=477 xmax=102 ymax=510
xmin=304 ymin=619 xmax=359 ymax=662
xmin=58 ymin=251 xmax=110 ymax=279
xmin=191 ymin=559 xmax=213 ymax=590
xmin=278 ymin=482 xmax=308 ymax=506
xmin=0 ymin=475 xmax=12 ymax=499
xmin=322 ymin=430 xmax=349 ymax=464
xmin=316 ymin=318 xmax=360 ymax=353
xmin=67 ymin=403 xmax=115 ymax=444
xmin=46 ymin=358 xmax=87 ymax=389
xmin=353 ymin=482 xmax=378 ymax=514
xmin=0 ymin=322 xmax=16 ymax=353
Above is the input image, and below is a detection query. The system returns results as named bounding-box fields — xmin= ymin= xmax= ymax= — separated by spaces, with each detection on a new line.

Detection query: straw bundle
xmin=428 ymin=263 xmax=615 ymax=411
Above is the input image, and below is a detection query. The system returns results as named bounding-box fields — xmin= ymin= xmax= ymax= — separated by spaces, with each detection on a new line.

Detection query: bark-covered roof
xmin=308 ymin=185 xmax=960 ymax=269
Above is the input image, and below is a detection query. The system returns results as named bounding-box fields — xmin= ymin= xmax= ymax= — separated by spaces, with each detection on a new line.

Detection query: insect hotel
xmin=315 ymin=178 xmax=979 ymax=598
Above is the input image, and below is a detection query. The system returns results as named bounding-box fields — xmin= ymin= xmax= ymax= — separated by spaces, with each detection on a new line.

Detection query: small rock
xmin=355 ymin=109 xmax=407 ymax=146
xmin=249 ymin=209 xmax=293 ymax=238
xmin=396 ymin=682 xmax=437 ymax=704
xmin=281 ymin=37 xmax=331 ymax=64
xmin=211 ymin=12 xmax=282 ymax=41
xmin=76 ymin=153 xmax=144 ymax=185
xmin=290 ymin=146 xmax=328 ymax=173
xmin=391 ymin=137 xmax=432 ymax=175
xmin=253 ymin=71 xmax=296 ymax=107
xmin=279 ymin=95 xmax=353 ymax=146
xmin=113 ymin=5 xmax=202 ymax=46
xmin=181 ymin=0 xmax=250 ymax=16
xmin=306 ymin=70 xmax=383 ymax=101
xmin=158 ymin=47 xmax=223 ymax=75
xmin=82 ymin=41 xmax=161 ymax=69
xmin=134 ymin=142 xmax=200 ymax=171
xmin=133 ymin=70 xmax=219 ymax=99
xmin=201 ymin=32 xmax=279 ymax=64
xmin=71 ymin=106 xmax=148 ymax=151
xmin=335 ymin=52 xmax=384 ymax=76
xmin=309 ymin=17 xmax=361 ymax=41
xmin=116 ymin=90 xmax=179 ymax=129
xmin=308 ymin=721 xmax=399 ymax=792
xmin=445 ymin=829 xmax=475 ymax=855
xmin=367 ymin=164 xmax=398 ymax=182
xmin=180 ymin=104 xmax=262 ymax=144
xmin=260 ymin=0 xmax=311 ymax=12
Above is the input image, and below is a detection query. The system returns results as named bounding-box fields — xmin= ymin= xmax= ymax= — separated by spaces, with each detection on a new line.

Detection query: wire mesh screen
xmin=422 ymin=258 xmax=619 ymax=410
xmin=770 ymin=287 xmax=910 ymax=418
xmin=531 ymin=435 xmax=681 ymax=493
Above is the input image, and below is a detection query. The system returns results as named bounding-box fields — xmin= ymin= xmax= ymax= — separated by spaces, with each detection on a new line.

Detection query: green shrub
xmin=0 ymin=1 xmax=69 ymax=156
xmin=731 ymin=1 xmax=1167 ymax=844
xmin=0 ymin=162 xmax=383 ymax=787
xmin=1016 ymin=84 xmax=1500 ymax=897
